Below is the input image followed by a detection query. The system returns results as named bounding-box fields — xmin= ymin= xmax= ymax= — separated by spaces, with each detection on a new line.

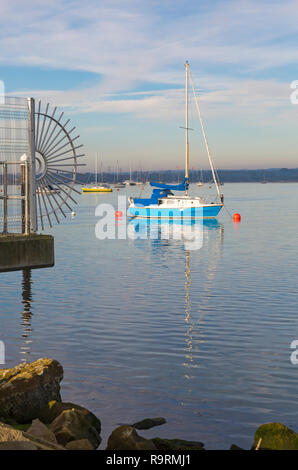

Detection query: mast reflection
xmin=182 ymin=222 xmax=224 ymax=397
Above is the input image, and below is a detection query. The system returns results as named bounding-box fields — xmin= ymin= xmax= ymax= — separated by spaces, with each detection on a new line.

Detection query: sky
xmin=1 ymin=0 xmax=298 ymax=171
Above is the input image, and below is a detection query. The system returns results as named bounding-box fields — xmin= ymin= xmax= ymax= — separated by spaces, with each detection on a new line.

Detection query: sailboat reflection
xmin=127 ymin=217 xmax=220 ymax=251
xmin=20 ymin=268 xmax=33 ymax=362
xmin=127 ymin=217 xmax=224 ymax=398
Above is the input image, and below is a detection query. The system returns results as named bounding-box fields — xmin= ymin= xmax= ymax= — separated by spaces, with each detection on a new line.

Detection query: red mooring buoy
xmin=233 ymin=213 xmax=241 ymax=222
xmin=115 ymin=210 xmax=123 ymax=218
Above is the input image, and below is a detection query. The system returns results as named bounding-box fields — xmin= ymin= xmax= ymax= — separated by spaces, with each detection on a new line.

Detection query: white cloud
xmin=2 ymin=0 xmax=298 ymax=169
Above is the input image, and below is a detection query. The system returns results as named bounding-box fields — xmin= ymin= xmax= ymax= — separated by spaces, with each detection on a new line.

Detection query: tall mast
xmin=185 ymin=61 xmax=189 ymax=196
xmin=95 ymin=152 xmax=98 ymax=185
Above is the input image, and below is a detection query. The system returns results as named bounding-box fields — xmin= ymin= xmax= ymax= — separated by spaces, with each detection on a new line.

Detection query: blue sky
xmin=1 ymin=0 xmax=298 ymax=171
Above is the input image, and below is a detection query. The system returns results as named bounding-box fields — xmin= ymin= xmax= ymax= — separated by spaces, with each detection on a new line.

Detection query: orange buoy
xmin=115 ymin=210 xmax=123 ymax=218
xmin=233 ymin=213 xmax=241 ymax=222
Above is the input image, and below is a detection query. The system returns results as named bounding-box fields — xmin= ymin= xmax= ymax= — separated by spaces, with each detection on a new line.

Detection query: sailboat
xmin=127 ymin=62 xmax=224 ymax=219
xmin=82 ymin=153 xmax=112 ymax=193
xmin=114 ymin=160 xmax=125 ymax=188
xmin=197 ymin=169 xmax=204 ymax=187
xmin=123 ymin=161 xmax=137 ymax=186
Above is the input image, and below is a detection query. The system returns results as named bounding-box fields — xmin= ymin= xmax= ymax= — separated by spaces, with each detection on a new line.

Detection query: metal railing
xmin=0 ymin=160 xmax=30 ymax=234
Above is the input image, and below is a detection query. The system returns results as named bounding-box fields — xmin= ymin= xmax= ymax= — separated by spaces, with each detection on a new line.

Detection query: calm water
xmin=1 ymin=183 xmax=298 ymax=449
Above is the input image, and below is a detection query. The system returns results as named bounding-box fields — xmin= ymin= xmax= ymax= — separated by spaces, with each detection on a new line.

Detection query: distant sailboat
xmin=261 ymin=172 xmax=267 ymax=184
xmin=124 ymin=162 xmax=137 ymax=186
xmin=82 ymin=153 xmax=112 ymax=193
xmin=127 ymin=62 xmax=223 ymax=219
xmin=197 ymin=169 xmax=204 ymax=187
xmin=114 ymin=160 xmax=125 ymax=188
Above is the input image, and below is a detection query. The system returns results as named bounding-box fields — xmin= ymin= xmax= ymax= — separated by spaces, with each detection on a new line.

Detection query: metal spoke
xmin=46 ymin=154 xmax=84 ymax=165
xmin=39 ymin=106 xmax=57 ymax=154
xmin=46 ymin=135 xmax=80 ymax=161
xmin=43 ymin=174 xmax=68 ymax=218
xmin=47 ymin=171 xmax=80 ymax=198
xmin=47 ymin=144 xmax=83 ymax=162
xmin=41 ymin=177 xmax=60 ymax=224
xmin=41 ymin=112 xmax=64 ymax=155
xmin=35 ymin=100 xmax=42 ymax=149
xmin=43 ymin=121 xmax=72 ymax=157
xmin=36 ymin=187 xmax=44 ymax=230
xmin=46 ymin=134 xmax=74 ymax=159
xmin=39 ymin=180 xmax=52 ymax=227
xmin=46 ymin=173 xmax=76 ymax=210
xmin=37 ymin=103 xmax=49 ymax=150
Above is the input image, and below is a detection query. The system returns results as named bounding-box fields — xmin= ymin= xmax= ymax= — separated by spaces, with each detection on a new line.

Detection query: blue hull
xmin=127 ymin=204 xmax=223 ymax=219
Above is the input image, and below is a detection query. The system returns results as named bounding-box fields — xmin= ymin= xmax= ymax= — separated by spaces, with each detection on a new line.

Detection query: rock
xmin=39 ymin=400 xmax=101 ymax=432
xmin=0 ymin=441 xmax=37 ymax=450
xmin=0 ymin=421 xmax=31 ymax=442
xmin=230 ymin=444 xmax=245 ymax=450
xmin=27 ymin=418 xmax=57 ymax=443
xmin=133 ymin=417 xmax=166 ymax=430
xmin=253 ymin=423 xmax=298 ymax=450
xmin=0 ymin=417 xmax=31 ymax=432
xmin=0 ymin=421 xmax=63 ymax=450
xmin=0 ymin=358 xmax=63 ymax=423
xmin=10 ymin=423 xmax=31 ymax=432
xmin=152 ymin=437 xmax=204 ymax=450
xmin=66 ymin=439 xmax=94 ymax=450
xmin=50 ymin=409 xmax=101 ymax=449
xmin=106 ymin=425 xmax=157 ymax=450
xmin=23 ymin=432 xmax=66 ymax=450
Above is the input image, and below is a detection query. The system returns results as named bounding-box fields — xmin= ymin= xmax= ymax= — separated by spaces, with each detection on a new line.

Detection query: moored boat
xmin=127 ymin=62 xmax=223 ymax=219
xmin=82 ymin=153 xmax=113 ymax=193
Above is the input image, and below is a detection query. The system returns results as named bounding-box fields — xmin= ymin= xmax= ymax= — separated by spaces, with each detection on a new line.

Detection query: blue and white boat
xmin=127 ymin=62 xmax=224 ymax=220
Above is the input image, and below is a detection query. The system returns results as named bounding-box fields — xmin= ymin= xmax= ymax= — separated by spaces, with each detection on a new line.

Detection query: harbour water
xmin=1 ymin=183 xmax=298 ymax=449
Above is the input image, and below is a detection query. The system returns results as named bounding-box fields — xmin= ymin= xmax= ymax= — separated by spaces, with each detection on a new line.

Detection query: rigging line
xmin=188 ymin=69 xmax=221 ymax=199
xmin=223 ymin=203 xmax=234 ymax=220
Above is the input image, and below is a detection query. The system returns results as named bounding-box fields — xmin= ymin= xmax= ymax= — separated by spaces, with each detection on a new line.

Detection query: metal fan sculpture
xmin=34 ymin=100 xmax=84 ymax=229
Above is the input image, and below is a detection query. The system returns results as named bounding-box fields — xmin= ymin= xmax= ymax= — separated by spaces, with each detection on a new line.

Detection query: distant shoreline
xmin=3 ymin=168 xmax=298 ymax=185
xmin=74 ymin=168 xmax=298 ymax=185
